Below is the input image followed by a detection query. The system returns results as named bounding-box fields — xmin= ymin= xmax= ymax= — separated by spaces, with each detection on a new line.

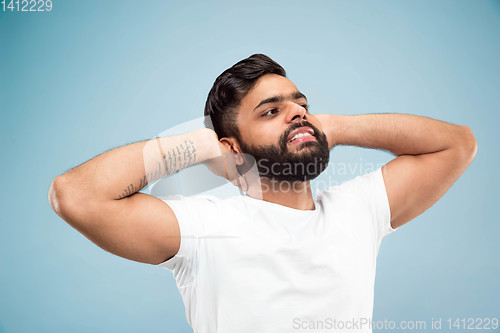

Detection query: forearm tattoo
xmin=117 ymin=138 xmax=197 ymax=199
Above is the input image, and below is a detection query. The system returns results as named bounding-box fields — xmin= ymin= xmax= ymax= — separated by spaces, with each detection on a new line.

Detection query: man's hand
xmin=205 ymin=140 xmax=242 ymax=183
xmin=314 ymin=113 xmax=336 ymax=150
xmin=204 ymin=131 xmax=262 ymax=196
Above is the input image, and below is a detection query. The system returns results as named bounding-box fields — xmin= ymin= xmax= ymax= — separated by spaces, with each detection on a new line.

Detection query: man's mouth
xmin=286 ymin=126 xmax=316 ymax=146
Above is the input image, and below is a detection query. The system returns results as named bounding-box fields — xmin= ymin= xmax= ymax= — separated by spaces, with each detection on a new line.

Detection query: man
xmin=48 ymin=54 xmax=477 ymax=332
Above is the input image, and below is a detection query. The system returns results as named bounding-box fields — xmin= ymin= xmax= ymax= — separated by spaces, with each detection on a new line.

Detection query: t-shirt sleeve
xmin=154 ymin=194 xmax=218 ymax=287
xmin=334 ymin=167 xmax=396 ymax=245
xmin=367 ymin=167 xmax=396 ymax=243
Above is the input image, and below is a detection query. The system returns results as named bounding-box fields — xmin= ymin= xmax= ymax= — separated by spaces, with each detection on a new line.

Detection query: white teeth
xmin=290 ymin=132 xmax=312 ymax=142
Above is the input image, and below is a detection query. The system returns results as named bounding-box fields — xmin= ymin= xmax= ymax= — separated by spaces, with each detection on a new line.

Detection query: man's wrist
xmin=318 ymin=114 xmax=345 ymax=148
xmin=329 ymin=114 xmax=347 ymax=147
xmin=190 ymin=128 xmax=222 ymax=162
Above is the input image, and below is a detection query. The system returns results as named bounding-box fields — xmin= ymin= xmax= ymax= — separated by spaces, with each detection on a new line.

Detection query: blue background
xmin=1 ymin=1 xmax=499 ymax=332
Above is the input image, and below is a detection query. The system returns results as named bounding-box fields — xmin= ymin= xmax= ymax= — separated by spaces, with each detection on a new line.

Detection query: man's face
xmin=235 ymin=74 xmax=330 ymax=182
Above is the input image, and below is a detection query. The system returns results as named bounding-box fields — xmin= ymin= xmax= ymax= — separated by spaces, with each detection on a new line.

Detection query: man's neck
xmin=248 ymin=178 xmax=315 ymax=211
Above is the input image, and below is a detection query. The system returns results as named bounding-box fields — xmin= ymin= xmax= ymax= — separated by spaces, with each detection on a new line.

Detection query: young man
xmin=48 ymin=54 xmax=477 ymax=333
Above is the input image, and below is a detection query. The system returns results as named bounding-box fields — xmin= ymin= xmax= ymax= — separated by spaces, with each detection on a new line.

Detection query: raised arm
xmin=317 ymin=113 xmax=477 ymax=229
xmin=48 ymin=128 xmax=225 ymax=265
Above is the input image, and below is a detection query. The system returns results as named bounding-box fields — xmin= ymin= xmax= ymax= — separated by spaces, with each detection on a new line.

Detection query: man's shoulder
xmin=316 ymin=168 xmax=383 ymax=201
xmin=158 ymin=193 xmax=246 ymax=210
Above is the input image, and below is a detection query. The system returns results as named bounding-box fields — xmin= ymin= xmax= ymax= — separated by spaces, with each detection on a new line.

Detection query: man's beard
xmin=238 ymin=121 xmax=330 ymax=182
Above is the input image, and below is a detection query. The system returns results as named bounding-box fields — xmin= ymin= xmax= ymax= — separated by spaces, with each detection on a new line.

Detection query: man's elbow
xmin=48 ymin=175 xmax=78 ymax=219
xmin=48 ymin=176 xmax=66 ymax=216
xmin=457 ymin=125 xmax=477 ymax=164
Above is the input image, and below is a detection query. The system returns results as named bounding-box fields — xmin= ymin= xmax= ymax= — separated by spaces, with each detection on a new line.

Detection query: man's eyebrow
xmin=253 ymin=91 xmax=308 ymax=111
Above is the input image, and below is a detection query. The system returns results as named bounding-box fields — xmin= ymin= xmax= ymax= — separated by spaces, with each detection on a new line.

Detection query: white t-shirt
xmin=157 ymin=167 xmax=396 ymax=333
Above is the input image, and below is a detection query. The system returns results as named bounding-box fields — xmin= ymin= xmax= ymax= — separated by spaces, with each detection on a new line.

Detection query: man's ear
xmin=219 ymin=137 xmax=245 ymax=166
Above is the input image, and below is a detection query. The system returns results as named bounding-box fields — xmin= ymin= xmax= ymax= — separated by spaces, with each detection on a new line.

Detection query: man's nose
xmin=284 ymin=103 xmax=307 ymax=123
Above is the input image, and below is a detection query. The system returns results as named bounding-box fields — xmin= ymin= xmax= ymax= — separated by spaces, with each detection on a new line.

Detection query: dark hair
xmin=204 ymin=54 xmax=286 ymax=140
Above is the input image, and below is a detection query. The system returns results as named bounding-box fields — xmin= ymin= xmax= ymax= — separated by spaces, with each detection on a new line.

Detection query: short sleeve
xmin=331 ymin=167 xmax=396 ymax=245
xmin=367 ymin=167 xmax=396 ymax=243
xmin=155 ymin=194 xmax=219 ymax=287
xmin=157 ymin=195 xmax=197 ymax=262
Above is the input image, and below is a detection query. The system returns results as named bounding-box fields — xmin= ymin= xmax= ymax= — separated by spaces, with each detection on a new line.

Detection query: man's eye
xmin=301 ymin=104 xmax=310 ymax=111
xmin=262 ymin=108 xmax=278 ymax=117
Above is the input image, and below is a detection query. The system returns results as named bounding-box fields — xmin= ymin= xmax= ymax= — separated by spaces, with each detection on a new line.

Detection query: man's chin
xmin=286 ymin=140 xmax=322 ymax=154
